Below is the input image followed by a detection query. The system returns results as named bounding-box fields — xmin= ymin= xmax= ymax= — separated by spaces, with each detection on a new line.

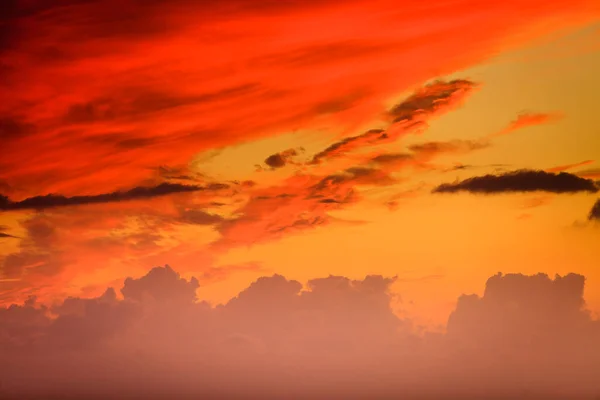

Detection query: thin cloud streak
xmin=0 ymin=183 xmax=229 ymax=211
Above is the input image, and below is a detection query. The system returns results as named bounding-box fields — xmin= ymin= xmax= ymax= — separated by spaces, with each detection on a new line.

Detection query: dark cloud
xmin=62 ymin=85 xmax=258 ymax=125
xmin=0 ymin=182 xmax=229 ymax=211
xmin=0 ymin=116 xmax=36 ymax=142
xmin=264 ymin=148 xmax=301 ymax=169
xmin=307 ymin=79 xmax=477 ymax=165
xmin=264 ymin=153 xmax=287 ymax=168
xmin=388 ymin=79 xmax=476 ymax=123
xmin=407 ymin=139 xmax=489 ymax=156
xmin=0 ymin=225 xmax=17 ymax=239
xmin=433 ymin=169 xmax=599 ymax=194
xmin=370 ymin=152 xmax=415 ymax=165
xmin=588 ymin=199 xmax=600 ymax=221
xmin=0 ymin=266 xmax=599 ymax=399
xmin=310 ymin=128 xmax=388 ymax=164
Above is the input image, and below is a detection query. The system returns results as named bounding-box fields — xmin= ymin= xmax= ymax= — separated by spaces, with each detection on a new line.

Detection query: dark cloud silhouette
xmin=588 ymin=199 xmax=600 ymax=221
xmin=308 ymin=79 xmax=477 ymax=164
xmin=310 ymin=128 xmax=389 ymax=164
xmin=388 ymin=79 xmax=476 ymax=123
xmin=0 ymin=265 xmax=599 ymax=399
xmin=433 ymin=169 xmax=599 ymax=194
xmin=0 ymin=182 xmax=229 ymax=211
xmin=264 ymin=148 xmax=301 ymax=169
xmin=0 ymin=225 xmax=17 ymax=239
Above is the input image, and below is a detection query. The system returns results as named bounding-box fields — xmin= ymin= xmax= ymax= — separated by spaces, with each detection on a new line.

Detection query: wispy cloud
xmin=0 ymin=183 xmax=229 ymax=211
xmin=491 ymin=111 xmax=563 ymax=137
xmin=546 ymin=159 xmax=594 ymax=173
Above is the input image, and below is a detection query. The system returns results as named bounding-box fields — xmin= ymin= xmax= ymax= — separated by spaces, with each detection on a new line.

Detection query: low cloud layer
xmin=433 ymin=170 xmax=599 ymax=194
xmin=0 ymin=265 xmax=599 ymax=399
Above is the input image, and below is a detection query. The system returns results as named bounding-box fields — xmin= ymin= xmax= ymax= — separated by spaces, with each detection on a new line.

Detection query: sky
xmin=1 ymin=0 xmax=600 ymax=398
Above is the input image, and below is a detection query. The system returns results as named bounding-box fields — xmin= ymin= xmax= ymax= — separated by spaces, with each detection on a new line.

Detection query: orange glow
xmin=1 ymin=1 xmax=600 ymax=398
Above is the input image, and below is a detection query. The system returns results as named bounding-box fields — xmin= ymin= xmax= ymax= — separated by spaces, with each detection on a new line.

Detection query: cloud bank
xmin=0 ymin=265 xmax=599 ymax=399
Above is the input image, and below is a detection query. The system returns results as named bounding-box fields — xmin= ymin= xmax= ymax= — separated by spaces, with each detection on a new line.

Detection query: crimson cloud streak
xmin=1 ymin=0 xmax=599 ymax=199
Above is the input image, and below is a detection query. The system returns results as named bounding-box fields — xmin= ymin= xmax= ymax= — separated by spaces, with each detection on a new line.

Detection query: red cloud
xmin=492 ymin=111 xmax=564 ymax=137
xmin=547 ymin=160 xmax=595 ymax=173
xmin=1 ymin=0 xmax=597 ymax=198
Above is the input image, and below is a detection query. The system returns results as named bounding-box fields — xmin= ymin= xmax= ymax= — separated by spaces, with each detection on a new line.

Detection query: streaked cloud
xmin=0 ymin=183 xmax=229 ymax=211
xmin=491 ymin=111 xmax=564 ymax=137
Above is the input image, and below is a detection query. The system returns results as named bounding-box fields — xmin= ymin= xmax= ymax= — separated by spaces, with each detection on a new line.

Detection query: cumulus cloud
xmin=0 ymin=266 xmax=599 ymax=399
xmin=433 ymin=169 xmax=599 ymax=194
xmin=387 ymin=79 xmax=477 ymax=123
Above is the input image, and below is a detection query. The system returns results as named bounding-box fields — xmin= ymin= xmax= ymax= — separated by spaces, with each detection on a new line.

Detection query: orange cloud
xmin=547 ymin=159 xmax=595 ymax=173
xmin=433 ymin=170 xmax=599 ymax=194
xmin=492 ymin=111 xmax=564 ymax=137
xmin=309 ymin=80 xmax=477 ymax=164
xmin=1 ymin=0 xmax=597 ymax=199
xmin=576 ymin=168 xmax=600 ymax=179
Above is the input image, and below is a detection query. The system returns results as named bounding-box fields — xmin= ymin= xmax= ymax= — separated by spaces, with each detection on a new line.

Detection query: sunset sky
xmin=1 ymin=0 xmax=600 ymax=329
xmin=2 ymin=1 xmax=600 ymax=398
